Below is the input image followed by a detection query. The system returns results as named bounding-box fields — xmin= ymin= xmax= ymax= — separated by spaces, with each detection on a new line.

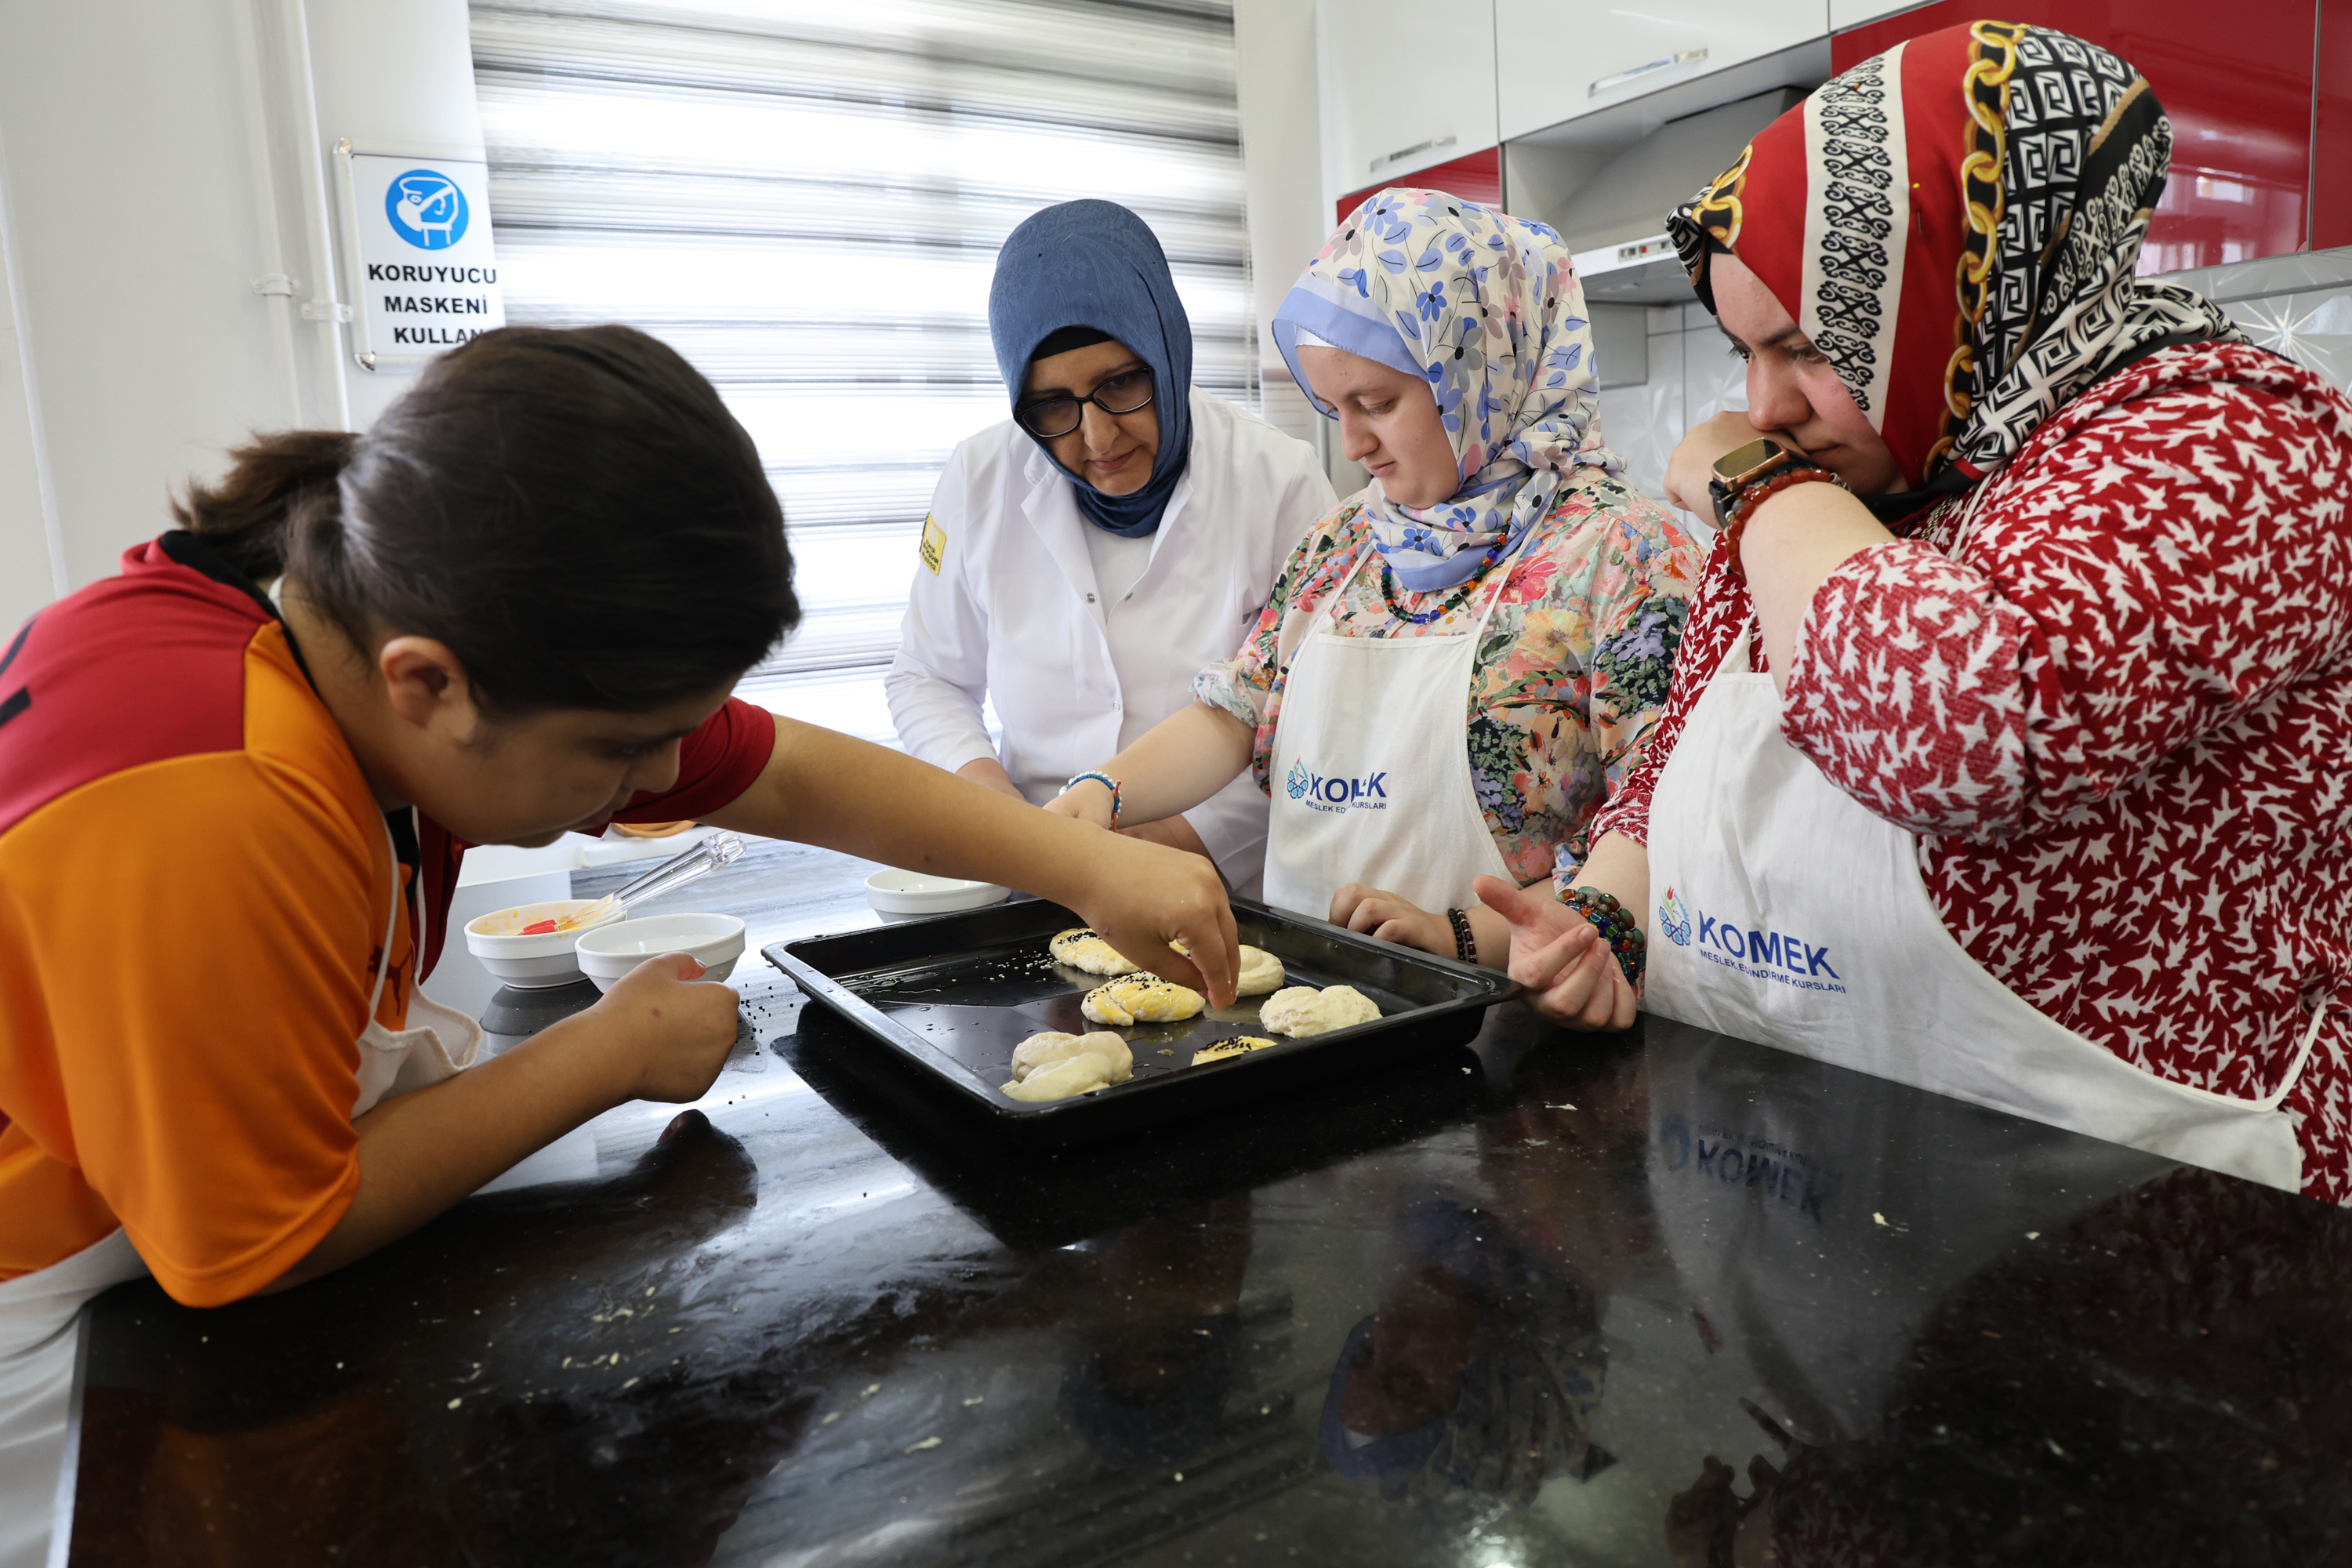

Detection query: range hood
xmin=1573 ymin=234 xmax=1690 ymax=306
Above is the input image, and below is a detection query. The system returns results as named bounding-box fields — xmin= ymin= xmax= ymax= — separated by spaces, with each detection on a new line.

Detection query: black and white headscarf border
xmin=1950 ymin=26 xmax=2243 ymax=479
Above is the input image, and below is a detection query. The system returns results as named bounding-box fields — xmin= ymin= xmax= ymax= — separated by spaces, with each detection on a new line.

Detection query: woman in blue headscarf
xmin=1047 ymin=190 xmax=1704 ymax=967
xmin=887 ymin=201 xmax=1334 ymax=898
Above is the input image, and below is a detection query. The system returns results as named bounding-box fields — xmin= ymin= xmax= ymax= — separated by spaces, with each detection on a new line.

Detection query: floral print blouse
xmin=1193 ymin=469 xmax=1702 ymax=887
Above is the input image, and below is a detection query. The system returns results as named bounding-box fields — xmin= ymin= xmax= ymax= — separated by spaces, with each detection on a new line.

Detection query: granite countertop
xmin=60 ymin=837 xmax=2352 ymax=1566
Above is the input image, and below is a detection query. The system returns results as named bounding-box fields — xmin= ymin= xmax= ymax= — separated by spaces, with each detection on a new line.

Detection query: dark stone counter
xmin=59 ymin=839 xmax=2352 ymax=1566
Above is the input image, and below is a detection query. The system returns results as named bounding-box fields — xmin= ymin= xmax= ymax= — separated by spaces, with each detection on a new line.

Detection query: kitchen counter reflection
xmin=61 ymin=854 xmax=2352 ymax=1565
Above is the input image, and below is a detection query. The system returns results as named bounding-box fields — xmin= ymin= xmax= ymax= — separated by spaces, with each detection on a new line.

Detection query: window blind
xmin=470 ymin=0 xmax=1253 ymax=739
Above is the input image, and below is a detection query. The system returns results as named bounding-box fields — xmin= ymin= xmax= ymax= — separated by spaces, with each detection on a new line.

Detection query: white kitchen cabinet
xmin=1495 ymin=0 xmax=1828 ymax=140
xmin=1315 ymin=0 xmax=1499 ymax=204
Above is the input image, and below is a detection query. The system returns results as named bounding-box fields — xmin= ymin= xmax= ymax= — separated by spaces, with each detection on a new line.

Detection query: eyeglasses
xmin=1014 ymin=366 xmax=1155 ymax=440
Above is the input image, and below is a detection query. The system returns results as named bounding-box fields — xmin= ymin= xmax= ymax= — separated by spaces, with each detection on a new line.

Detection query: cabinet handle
xmin=1590 ymin=47 xmax=1708 ymax=98
xmin=1370 ymin=133 xmax=1457 ymax=176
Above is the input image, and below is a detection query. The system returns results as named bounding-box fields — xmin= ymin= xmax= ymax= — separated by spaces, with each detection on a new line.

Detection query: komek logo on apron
xmin=1641 ymin=618 xmax=2323 ymax=1194
xmin=1262 ymin=533 xmax=1531 ymax=921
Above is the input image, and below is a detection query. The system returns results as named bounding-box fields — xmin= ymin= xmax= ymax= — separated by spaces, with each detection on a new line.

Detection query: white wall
xmin=1232 ymin=0 xmax=1334 ymax=464
xmin=0 ymin=0 xmax=481 ymax=625
xmin=0 ymin=2 xmax=299 ymax=599
xmin=1597 ymin=303 xmax=1745 ymax=526
xmin=306 ymin=0 xmax=486 ymax=430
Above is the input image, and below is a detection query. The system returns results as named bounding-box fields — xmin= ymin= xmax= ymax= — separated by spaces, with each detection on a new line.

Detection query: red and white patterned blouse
xmin=1592 ymin=343 xmax=2352 ymax=1203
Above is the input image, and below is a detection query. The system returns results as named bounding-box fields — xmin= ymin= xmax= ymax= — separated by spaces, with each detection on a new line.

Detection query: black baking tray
xmin=778 ymin=1002 xmax=1491 ymax=1249
xmin=762 ymin=896 xmax=1515 ymax=1148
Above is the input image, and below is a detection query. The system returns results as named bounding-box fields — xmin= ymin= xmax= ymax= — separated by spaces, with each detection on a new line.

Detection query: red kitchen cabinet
xmin=1335 ymin=147 xmax=1503 ymax=227
xmin=1834 ymin=1 xmax=2320 ymax=270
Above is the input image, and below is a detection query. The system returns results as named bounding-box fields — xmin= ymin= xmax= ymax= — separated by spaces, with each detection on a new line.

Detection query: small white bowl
xmin=865 ymin=868 xmax=1012 ymax=922
xmin=466 ymin=898 xmax=626 ymax=989
xmin=573 ymin=913 xmax=746 ymax=993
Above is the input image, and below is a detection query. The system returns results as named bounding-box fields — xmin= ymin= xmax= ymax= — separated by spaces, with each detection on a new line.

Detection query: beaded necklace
xmin=1377 ymin=541 xmax=1504 ymax=626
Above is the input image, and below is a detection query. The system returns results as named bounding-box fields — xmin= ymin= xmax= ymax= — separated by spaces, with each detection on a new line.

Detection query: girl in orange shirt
xmin=0 ymin=325 xmax=1240 ymax=1565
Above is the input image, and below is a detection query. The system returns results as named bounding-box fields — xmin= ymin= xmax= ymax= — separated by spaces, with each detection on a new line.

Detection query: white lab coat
xmin=887 ymin=390 xmax=1334 ymax=898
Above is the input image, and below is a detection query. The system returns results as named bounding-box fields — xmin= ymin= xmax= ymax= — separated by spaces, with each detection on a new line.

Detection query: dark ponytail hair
xmin=172 ymin=325 xmax=798 ymax=715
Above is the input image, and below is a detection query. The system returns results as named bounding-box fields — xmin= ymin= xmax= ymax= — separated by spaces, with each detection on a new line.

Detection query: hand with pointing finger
xmin=1474 ymin=875 xmax=1638 ymax=1031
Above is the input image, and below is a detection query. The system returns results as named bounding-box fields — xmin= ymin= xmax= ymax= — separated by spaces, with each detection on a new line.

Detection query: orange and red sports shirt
xmin=0 ymin=534 xmax=775 ymax=1303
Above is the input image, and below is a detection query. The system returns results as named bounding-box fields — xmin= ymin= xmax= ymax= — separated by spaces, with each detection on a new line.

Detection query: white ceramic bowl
xmin=465 ymin=898 xmax=626 ymax=989
xmin=864 ymin=868 xmax=1012 ymax=922
xmin=573 ymin=913 xmax=746 ymax=993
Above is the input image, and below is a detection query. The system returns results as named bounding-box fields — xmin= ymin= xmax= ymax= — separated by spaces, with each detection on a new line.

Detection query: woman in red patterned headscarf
xmin=1479 ymin=21 xmax=2352 ymax=1203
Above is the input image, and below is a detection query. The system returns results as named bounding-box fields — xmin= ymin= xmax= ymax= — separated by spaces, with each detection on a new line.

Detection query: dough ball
xmin=1258 ymin=984 xmax=1381 ymax=1038
xmin=1081 ymin=976 xmax=1206 ymax=1027
xmin=1001 ymin=1052 xmax=1117 ymax=1102
xmin=1048 ymin=927 xmax=1140 ymax=977
xmin=1009 ymin=1029 xmax=1132 ymax=1085
xmin=1191 ymin=1036 xmax=1277 ymax=1066
xmin=1233 ymin=946 xmax=1287 ymax=996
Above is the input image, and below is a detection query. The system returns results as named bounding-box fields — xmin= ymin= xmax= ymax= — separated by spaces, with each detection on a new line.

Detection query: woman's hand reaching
xmin=1045 ymin=777 xmax=1117 ymax=830
xmin=1475 ymin=875 xmax=1638 ymax=1030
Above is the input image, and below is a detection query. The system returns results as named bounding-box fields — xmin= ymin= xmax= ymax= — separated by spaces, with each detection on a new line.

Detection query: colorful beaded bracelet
xmin=1563 ymin=885 xmax=1646 ymax=988
xmin=1062 ymin=770 xmax=1122 ymax=829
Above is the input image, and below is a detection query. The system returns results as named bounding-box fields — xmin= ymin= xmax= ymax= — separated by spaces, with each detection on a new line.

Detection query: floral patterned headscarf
xmin=1272 ymin=189 xmax=1621 ymax=593
xmin=1666 ymin=20 xmax=2242 ymax=493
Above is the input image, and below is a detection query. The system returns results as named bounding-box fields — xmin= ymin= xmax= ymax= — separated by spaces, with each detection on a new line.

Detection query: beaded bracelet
xmin=1721 ymin=466 xmax=1850 ymax=584
xmin=1445 ymin=906 xmax=1476 ymax=964
xmin=1062 ymin=770 xmax=1122 ymax=829
xmin=1563 ymin=885 xmax=1646 ymax=988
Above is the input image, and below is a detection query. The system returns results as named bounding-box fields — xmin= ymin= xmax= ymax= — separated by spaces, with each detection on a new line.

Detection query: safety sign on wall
xmin=334 ymin=145 xmax=506 ymax=371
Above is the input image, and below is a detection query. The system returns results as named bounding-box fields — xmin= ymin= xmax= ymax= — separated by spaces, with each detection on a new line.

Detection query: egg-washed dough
xmin=1081 ymin=976 xmax=1205 ymax=1027
xmin=1192 ymin=1036 xmax=1276 ymax=1066
xmin=1048 ymin=927 xmax=1142 ymax=977
xmin=1008 ymin=1029 xmax=1133 ymax=1086
xmin=1259 ymin=985 xmax=1381 ymax=1038
xmin=1149 ymin=940 xmax=1287 ymax=997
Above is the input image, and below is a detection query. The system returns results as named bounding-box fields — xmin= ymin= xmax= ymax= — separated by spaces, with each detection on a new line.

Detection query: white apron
xmin=1643 ymin=623 xmax=2321 ymax=1192
xmin=1262 ymin=538 xmax=1526 ymax=920
xmin=351 ymin=813 xmax=484 ymax=1119
xmin=0 ymin=810 xmax=479 ymax=1567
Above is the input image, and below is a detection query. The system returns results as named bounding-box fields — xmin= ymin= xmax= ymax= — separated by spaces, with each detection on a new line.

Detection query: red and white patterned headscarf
xmin=1666 ymin=20 xmax=2244 ymax=491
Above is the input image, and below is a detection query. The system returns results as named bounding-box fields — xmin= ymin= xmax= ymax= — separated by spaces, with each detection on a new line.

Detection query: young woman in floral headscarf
xmin=1489 ymin=23 xmax=2352 ymax=1202
xmin=1048 ymin=189 xmax=1702 ymax=966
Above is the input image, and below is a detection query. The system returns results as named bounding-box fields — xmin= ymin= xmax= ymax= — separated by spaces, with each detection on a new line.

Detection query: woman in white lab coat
xmin=885 ymin=200 xmax=1334 ymax=898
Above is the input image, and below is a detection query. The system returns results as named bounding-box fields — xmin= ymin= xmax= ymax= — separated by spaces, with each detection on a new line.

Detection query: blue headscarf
xmin=989 ymin=201 xmax=1194 ymax=539
xmin=1273 ymin=188 xmax=1620 ymax=592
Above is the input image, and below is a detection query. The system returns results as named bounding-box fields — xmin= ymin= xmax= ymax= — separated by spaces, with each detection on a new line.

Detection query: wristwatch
xmin=1707 ymin=437 xmax=1821 ymax=526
